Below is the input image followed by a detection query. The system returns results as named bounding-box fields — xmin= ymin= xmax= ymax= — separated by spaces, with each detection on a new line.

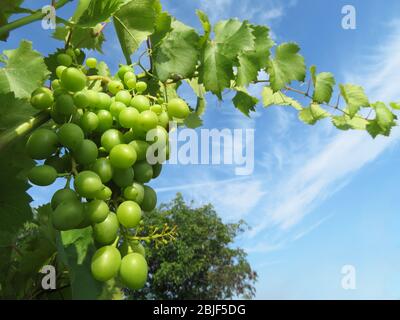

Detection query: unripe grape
xmin=91 ymin=158 xmax=113 ymax=183
xmin=73 ymin=91 xmax=89 ymax=108
xmin=51 ymin=188 xmax=78 ymax=210
xmin=97 ymin=92 xmax=112 ymax=110
xmin=129 ymin=140 xmax=149 ymax=161
xmin=73 ymin=139 xmax=98 ymax=165
xmin=108 ymin=80 xmax=124 ymax=95
xmin=100 ymin=129 xmax=124 ymax=152
xmin=54 ymin=93 xmax=75 ymax=116
xmin=158 ymin=111 xmax=169 ymax=128
xmin=110 ymin=101 xmax=126 ymax=118
xmin=132 ymin=161 xmax=153 ymax=183
xmin=150 ymin=104 xmax=162 ymax=115
xmin=124 ymin=72 xmax=136 ymax=88
xmin=86 ymin=90 xmax=100 ymax=108
xmin=167 ymin=98 xmax=190 ymax=119
xmin=80 ymin=111 xmax=99 ymax=132
xmin=116 ymin=201 xmax=142 ymax=228
xmin=56 ymin=65 xmax=67 ymax=79
xmin=52 ymin=200 xmax=85 ymax=231
xmin=86 ymin=57 xmax=97 ymax=69
xmin=126 ymin=79 xmax=136 ymax=89
xmin=94 ymin=186 xmax=112 ymax=201
xmin=58 ymin=123 xmax=84 ymax=150
xmin=57 ymin=53 xmax=72 ymax=67
xmin=115 ymin=90 xmax=132 ymax=106
xmin=112 ymin=167 xmax=134 ymax=187
xmin=91 ymin=246 xmax=121 ymax=282
xmin=109 ymin=144 xmax=137 ymax=169
xmin=61 ymin=67 xmax=87 ymax=92
xmin=96 ymin=110 xmax=113 ymax=132
xmin=152 ymin=163 xmax=162 ymax=178
xmin=130 ymin=95 xmax=150 ymax=112
xmin=74 ymin=49 xmax=81 ymax=56
xmin=51 ymin=79 xmax=61 ymax=90
xmin=28 ymin=165 xmax=57 ymax=186
xmin=119 ymin=107 xmax=139 ymax=128
xmin=138 ymin=110 xmax=158 ymax=131
xmin=141 ymin=185 xmax=157 ymax=212
xmin=119 ymin=253 xmax=148 ymax=290
xmin=26 ymin=129 xmax=58 ymax=160
xmin=123 ymin=182 xmax=144 ymax=204
xmin=74 ymin=171 xmax=103 ymax=198
xmin=93 ymin=212 xmax=119 ymax=245
xmin=135 ymin=81 xmax=147 ymax=93
xmin=84 ymin=199 xmax=109 ymax=224
xmin=117 ymin=65 xmax=132 ymax=80
xmin=65 ymin=48 xmax=75 ymax=58
xmin=31 ymin=92 xmax=54 ymax=110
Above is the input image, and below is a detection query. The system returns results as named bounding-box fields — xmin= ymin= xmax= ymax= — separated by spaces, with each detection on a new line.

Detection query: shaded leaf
xmin=184 ymin=113 xmax=203 ymax=129
xmin=232 ymin=88 xmax=259 ymax=117
xmin=262 ymin=86 xmax=302 ymax=110
xmin=78 ymin=0 xmax=126 ymax=27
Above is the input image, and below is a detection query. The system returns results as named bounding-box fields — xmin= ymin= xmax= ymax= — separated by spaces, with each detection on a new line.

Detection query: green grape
xmin=74 ymin=48 xmax=81 ymax=56
xmin=112 ymin=167 xmax=134 ymax=187
xmin=50 ymin=109 xmax=69 ymax=125
xmin=84 ymin=199 xmax=109 ymax=224
xmin=93 ymin=212 xmax=119 ymax=245
xmin=91 ymin=246 xmax=121 ymax=282
xmin=124 ymin=72 xmax=136 ymax=88
xmin=100 ymin=129 xmax=124 ymax=152
xmin=96 ymin=110 xmax=113 ymax=132
xmin=119 ymin=107 xmax=139 ymax=128
xmin=129 ymin=140 xmax=149 ymax=161
xmin=147 ymin=125 xmax=169 ymax=144
xmin=167 ymin=98 xmax=190 ymax=118
xmin=158 ymin=111 xmax=169 ymax=129
xmin=123 ymin=182 xmax=144 ymax=204
xmin=61 ymin=67 xmax=87 ymax=92
xmin=80 ymin=111 xmax=99 ymax=132
xmin=110 ymin=101 xmax=126 ymax=118
xmin=86 ymin=57 xmax=97 ymax=68
xmin=116 ymin=201 xmax=142 ymax=228
xmin=119 ymin=253 xmax=148 ymax=290
xmin=131 ymin=127 xmax=147 ymax=141
xmin=56 ymin=66 xmax=67 ymax=79
xmin=45 ymin=154 xmax=71 ymax=173
xmin=118 ymin=65 xmax=132 ymax=80
xmin=141 ymin=185 xmax=157 ymax=212
xmin=57 ymin=53 xmax=72 ymax=67
xmin=157 ymin=97 xmax=164 ymax=104
xmin=51 ymin=200 xmax=85 ymax=231
xmin=32 ymin=87 xmax=53 ymax=96
xmin=152 ymin=163 xmax=162 ymax=178
xmin=73 ymin=139 xmax=98 ymax=165
xmin=31 ymin=91 xmax=54 ymax=110
xmin=138 ymin=110 xmax=158 ymax=131
xmin=130 ymin=95 xmax=150 ymax=112
xmin=58 ymin=123 xmax=84 ymax=150
xmin=108 ymin=80 xmax=124 ymax=95
xmin=86 ymin=90 xmax=100 ymax=107
xmin=97 ymin=92 xmax=112 ymax=110
xmin=54 ymin=93 xmax=75 ymax=116
xmin=150 ymin=104 xmax=162 ymax=115
xmin=26 ymin=129 xmax=58 ymax=160
xmin=51 ymin=79 xmax=61 ymax=90
xmin=91 ymin=158 xmax=113 ymax=183
xmin=51 ymin=188 xmax=78 ymax=210
xmin=73 ymin=91 xmax=89 ymax=108
xmin=126 ymin=79 xmax=136 ymax=89
xmin=132 ymin=162 xmax=153 ymax=183
xmin=65 ymin=48 xmax=75 ymax=57
xmin=109 ymin=144 xmax=137 ymax=169
xmin=74 ymin=171 xmax=103 ymax=198
xmin=119 ymin=241 xmax=145 ymax=257
xmin=115 ymin=90 xmax=132 ymax=106
xmin=135 ymin=81 xmax=148 ymax=93
xmin=28 ymin=165 xmax=57 ymax=186
xmin=94 ymin=186 xmax=112 ymax=201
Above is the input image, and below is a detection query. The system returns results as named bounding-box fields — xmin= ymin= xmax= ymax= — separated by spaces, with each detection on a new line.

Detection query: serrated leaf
xmin=0 ymin=92 xmax=36 ymax=130
xmin=150 ymin=11 xmax=172 ymax=46
xmin=78 ymin=0 xmax=126 ymax=27
xmin=196 ymin=10 xmax=211 ymax=46
xmin=339 ymin=84 xmax=369 ymax=117
xmin=371 ymin=101 xmax=396 ymax=135
xmin=0 ymin=0 xmax=25 ymax=41
xmin=0 ymin=41 xmax=50 ymax=99
xmin=237 ymin=25 xmax=274 ymax=87
xmin=299 ymin=103 xmax=329 ymax=125
xmin=332 ymin=114 xmax=368 ymax=131
xmin=267 ymin=42 xmax=306 ymax=92
xmin=184 ymin=113 xmax=203 ymax=128
xmin=53 ymin=25 xmax=105 ymax=52
xmin=153 ymin=20 xmax=200 ymax=82
xmin=262 ymin=86 xmax=303 ymax=111
xmin=310 ymin=66 xmax=335 ymax=103
xmin=186 ymin=78 xmax=207 ymax=116
xmin=232 ymin=89 xmax=259 ymax=117
xmin=114 ymin=0 xmax=159 ymax=63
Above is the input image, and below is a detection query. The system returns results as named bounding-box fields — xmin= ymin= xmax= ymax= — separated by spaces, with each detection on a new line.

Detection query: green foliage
xmin=132 ymin=195 xmax=257 ymax=300
xmin=310 ymin=66 xmax=335 ymax=104
xmin=233 ymin=88 xmax=259 ymax=117
xmin=0 ymin=0 xmax=25 ymax=41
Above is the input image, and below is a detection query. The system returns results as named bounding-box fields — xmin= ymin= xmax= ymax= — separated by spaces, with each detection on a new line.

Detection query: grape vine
xmin=0 ymin=0 xmax=398 ymax=299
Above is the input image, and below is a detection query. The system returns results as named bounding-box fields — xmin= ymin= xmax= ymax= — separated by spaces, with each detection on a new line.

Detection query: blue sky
xmin=3 ymin=0 xmax=400 ymax=299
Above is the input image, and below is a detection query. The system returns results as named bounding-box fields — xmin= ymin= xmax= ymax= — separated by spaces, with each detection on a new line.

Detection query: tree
xmin=133 ymin=194 xmax=257 ymax=300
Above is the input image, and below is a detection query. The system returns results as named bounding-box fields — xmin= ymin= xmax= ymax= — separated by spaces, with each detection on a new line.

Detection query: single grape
xmin=94 ymin=186 xmax=112 ymax=201
xmin=86 ymin=57 xmax=97 ymax=69
xmin=108 ymin=80 xmax=124 ymax=95
xmin=167 ymin=98 xmax=190 ymax=119
xmin=110 ymin=101 xmax=127 ymax=118
xmin=117 ymin=65 xmax=132 ymax=80
xmin=152 ymin=163 xmax=162 ymax=178
xmin=96 ymin=110 xmax=113 ymax=132
xmin=93 ymin=212 xmax=119 ymax=245
xmin=31 ymin=91 xmax=54 ymax=110
xmin=141 ymin=185 xmax=157 ymax=212
xmin=86 ymin=90 xmax=100 ymax=108
xmin=58 ymin=123 xmax=84 ymax=150
xmin=109 ymin=144 xmax=137 ymax=169
xmin=150 ymin=104 xmax=162 ymax=115
xmin=138 ymin=110 xmax=158 ymax=131
xmin=97 ymin=92 xmax=112 ymax=110
xmin=51 ymin=200 xmax=85 ymax=231
xmin=126 ymin=79 xmax=136 ymax=89
xmin=74 ymin=171 xmax=103 ymax=198
xmin=26 ymin=129 xmax=58 ymax=160
xmin=115 ymin=90 xmax=132 ymax=106
xmin=51 ymin=188 xmax=78 ymax=210
xmin=129 ymin=140 xmax=149 ymax=161
xmin=116 ymin=201 xmax=142 ymax=228
xmin=65 ymin=48 xmax=75 ymax=57
xmin=57 ymin=53 xmax=72 ymax=67
xmin=28 ymin=165 xmax=57 ymax=186
xmin=130 ymin=95 xmax=150 ymax=112
xmin=124 ymin=72 xmax=136 ymax=88
xmin=54 ymin=94 xmax=75 ymax=116
xmin=119 ymin=241 xmax=146 ymax=257
xmin=84 ymin=199 xmax=109 ymax=224
xmin=51 ymin=79 xmax=61 ymax=90
xmin=100 ymin=129 xmax=124 ymax=152
xmin=119 ymin=253 xmax=148 ymax=290
xmin=80 ymin=111 xmax=99 ymax=132
xmin=132 ymin=162 xmax=153 ymax=183
xmin=74 ymin=48 xmax=81 ymax=56
xmin=135 ymin=81 xmax=148 ymax=93
xmin=123 ymin=183 xmax=144 ymax=204
xmin=112 ymin=167 xmax=134 ymax=187
xmin=61 ymin=67 xmax=87 ymax=92
xmin=73 ymin=91 xmax=89 ymax=108
xmin=91 ymin=158 xmax=113 ymax=183
xmin=91 ymin=246 xmax=121 ymax=282
xmin=73 ymin=139 xmax=98 ymax=165
xmin=119 ymin=107 xmax=139 ymax=128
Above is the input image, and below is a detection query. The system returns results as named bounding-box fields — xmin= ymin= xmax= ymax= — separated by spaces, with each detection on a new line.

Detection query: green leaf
xmin=389 ymin=102 xmax=400 ymax=110
xmin=150 ymin=11 xmax=172 ymax=46
xmin=332 ymin=114 xmax=368 ymax=131
xmin=186 ymin=78 xmax=207 ymax=116
xmin=45 ymin=48 xmax=86 ymax=81
xmin=153 ymin=20 xmax=200 ymax=82
xmin=96 ymin=61 xmax=111 ymax=77
xmin=262 ymin=86 xmax=303 ymax=111
xmin=113 ymin=0 xmax=159 ymax=63
xmin=78 ymin=0 xmax=126 ymax=27
xmin=71 ymin=25 xmax=106 ymax=52
xmin=267 ymin=42 xmax=306 ymax=92
xmin=339 ymin=84 xmax=369 ymax=117
xmin=232 ymin=88 xmax=259 ymax=117
xmin=184 ymin=113 xmax=203 ymax=129
xmin=0 ymin=0 xmax=25 ymax=41
xmin=310 ymin=66 xmax=336 ymax=104
xmin=369 ymin=101 xmax=396 ymax=136
xmin=236 ymin=25 xmax=274 ymax=87
xmin=196 ymin=10 xmax=211 ymax=46
xmin=299 ymin=103 xmax=329 ymax=125
xmin=0 ymin=41 xmax=50 ymax=99
xmin=0 ymin=92 xmax=35 ymax=130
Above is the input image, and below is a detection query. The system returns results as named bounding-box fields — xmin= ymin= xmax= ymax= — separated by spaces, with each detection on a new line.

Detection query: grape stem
xmin=87 ymin=75 xmax=111 ymax=83
xmin=0 ymin=0 xmax=73 ymax=39
xmin=0 ymin=111 xmax=50 ymax=152
xmin=126 ymin=225 xmax=178 ymax=243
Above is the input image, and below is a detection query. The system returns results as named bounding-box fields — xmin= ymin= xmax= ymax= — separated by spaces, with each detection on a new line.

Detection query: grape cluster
xmin=26 ymin=49 xmax=190 ymax=290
